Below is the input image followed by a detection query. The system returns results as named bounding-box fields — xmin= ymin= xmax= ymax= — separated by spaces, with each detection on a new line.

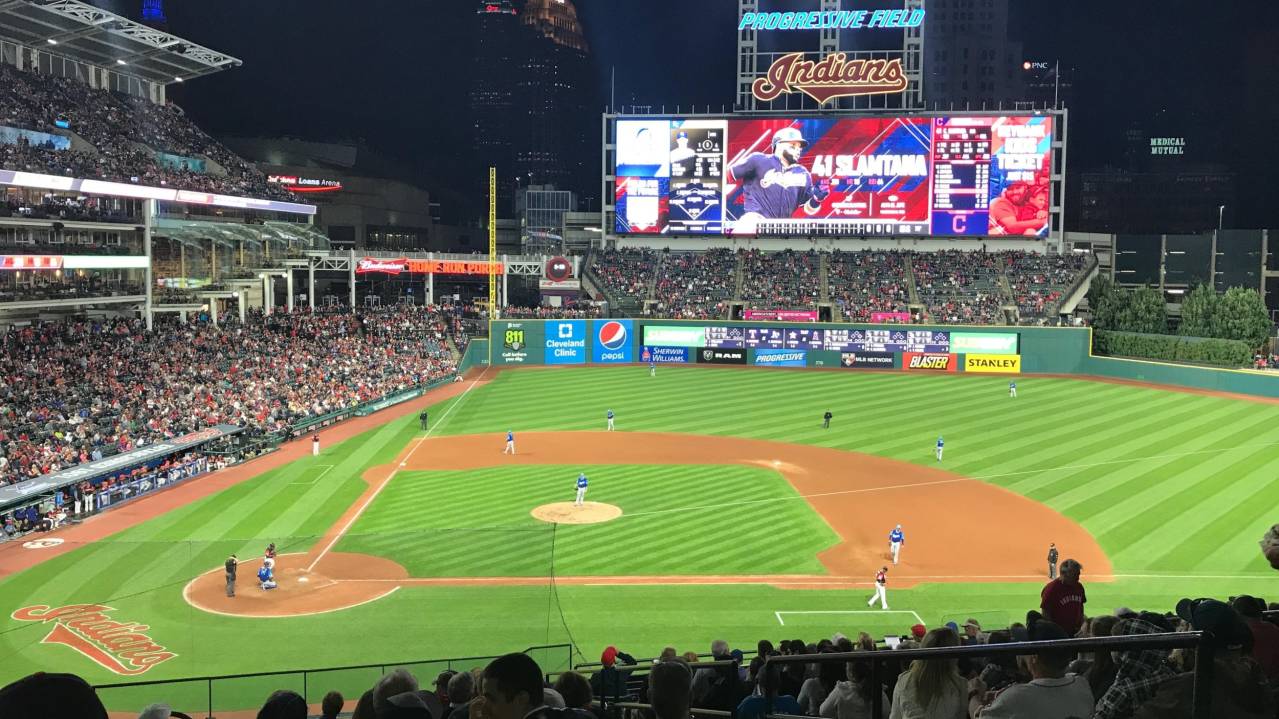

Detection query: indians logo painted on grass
xmin=597 ymin=321 xmax=628 ymax=351
xmin=11 ymin=604 xmax=177 ymax=675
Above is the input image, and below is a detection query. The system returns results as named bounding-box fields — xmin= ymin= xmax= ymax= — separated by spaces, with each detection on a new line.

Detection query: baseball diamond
xmin=2 ymin=360 xmax=1278 ymax=714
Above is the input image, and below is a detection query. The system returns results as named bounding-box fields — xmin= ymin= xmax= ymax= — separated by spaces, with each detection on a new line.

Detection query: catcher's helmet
xmin=771 ymin=127 xmax=808 ymax=148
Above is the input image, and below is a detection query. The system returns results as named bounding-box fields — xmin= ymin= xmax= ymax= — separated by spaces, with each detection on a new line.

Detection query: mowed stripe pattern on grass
xmin=428 ymin=366 xmax=1279 ymax=576
xmin=336 ymin=464 xmax=838 ymax=576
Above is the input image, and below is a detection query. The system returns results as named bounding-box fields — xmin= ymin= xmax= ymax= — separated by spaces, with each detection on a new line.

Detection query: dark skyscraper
xmin=516 ymin=0 xmax=594 ymax=209
xmin=923 ymin=0 xmax=1024 ymax=109
xmin=471 ymin=0 xmax=520 ymax=215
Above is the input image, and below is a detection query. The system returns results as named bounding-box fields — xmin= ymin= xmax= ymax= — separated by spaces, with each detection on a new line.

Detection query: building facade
xmin=923 ymin=0 xmax=1024 ymax=109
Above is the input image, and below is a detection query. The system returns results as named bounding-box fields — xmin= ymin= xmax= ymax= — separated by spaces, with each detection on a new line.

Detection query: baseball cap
xmin=911 ymin=623 xmax=927 ymax=639
xmin=771 ymin=127 xmax=808 ymax=147
xmin=601 ymin=646 xmax=618 ymax=667
xmin=1230 ymin=595 xmax=1264 ymax=619
xmin=1175 ymin=598 xmax=1253 ymax=650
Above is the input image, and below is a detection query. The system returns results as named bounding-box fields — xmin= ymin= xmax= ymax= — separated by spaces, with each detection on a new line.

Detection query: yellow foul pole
xmin=488 ymin=166 xmax=497 ymax=319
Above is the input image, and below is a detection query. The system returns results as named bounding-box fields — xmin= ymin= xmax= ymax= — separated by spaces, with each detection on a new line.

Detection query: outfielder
xmin=650 ymin=360 xmax=656 ymax=377
xmin=312 ymin=432 xmax=320 ymax=457
xmin=606 ymin=409 xmax=615 ymax=431
xmin=1009 ymin=381 xmax=1017 ymax=398
xmin=889 ymin=524 xmax=905 ymax=565
xmin=728 ymin=126 xmax=829 ymax=235
xmin=935 ymin=435 xmax=944 ymax=462
xmin=574 ymin=472 xmax=588 ymax=506
xmin=503 ymin=430 xmax=515 ymax=455
xmin=867 ymin=566 xmax=889 ymax=609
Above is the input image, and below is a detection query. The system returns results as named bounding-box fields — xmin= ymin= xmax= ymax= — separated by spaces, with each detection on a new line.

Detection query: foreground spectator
xmin=256 ymin=690 xmax=306 ymax=719
xmin=888 ymin=627 xmax=967 ymax=718
xmin=1092 ymin=617 xmax=1178 ymax=719
xmin=589 ymin=645 xmax=634 ymax=704
xmin=1039 ymin=558 xmax=1086 ymax=636
xmin=649 ymin=660 xmax=694 ymax=719
xmin=968 ymin=612 xmax=1093 ymax=718
xmin=820 ymin=657 xmax=888 ymax=719
xmin=1231 ymin=595 xmax=1279 ymax=680
xmin=0 ymin=671 xmax=108 ymax=719
xmin=445 ymin=670 xmax=476 ymax=719
xmin=736 ymin=662 xmax=801 ymax=719
xmin=320 ymin=691 xmax=344 ymax=719
xmin=552 ymin=671 xmax=592 ymax=712
xmin=475 ymin=653 xmax=575 ymax=719
xmin=1131 ymin=599 xmax=1276 ymax=718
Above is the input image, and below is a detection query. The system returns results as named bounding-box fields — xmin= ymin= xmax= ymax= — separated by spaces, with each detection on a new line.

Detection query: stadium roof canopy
xmin=0 ymin=0 xmax=240 ymax=84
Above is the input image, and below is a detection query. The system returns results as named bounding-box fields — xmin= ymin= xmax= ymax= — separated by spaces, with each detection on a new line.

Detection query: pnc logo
xmin=597 ymin=321 xmax=628 ymax=351
xmin=12 ymin=604 xmax=177 ymax=675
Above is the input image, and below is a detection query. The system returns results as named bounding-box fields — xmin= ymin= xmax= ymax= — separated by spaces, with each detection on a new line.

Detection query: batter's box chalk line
xmin=290 ymin=464 xmax=334 ymax=485
xmin=774 ymin=610 xmax=925 ymax=627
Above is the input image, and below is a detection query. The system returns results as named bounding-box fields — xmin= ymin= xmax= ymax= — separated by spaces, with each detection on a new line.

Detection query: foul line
xmin=775 ymin=610 xmax=925 ymax=626
xmin=305 ymin=370 xmax=488 ymax=572
xmin=290 ymin=464 xmax=334 ymax=486
xmin=622 ymin=442 xmax=1279 ymax=520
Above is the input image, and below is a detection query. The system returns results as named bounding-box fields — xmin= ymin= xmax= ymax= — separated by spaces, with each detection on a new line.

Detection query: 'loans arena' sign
xmin=12 ymin=604 xmax=177 ymax=675
xmin=752 ymin=52 xmax=908 ymax=104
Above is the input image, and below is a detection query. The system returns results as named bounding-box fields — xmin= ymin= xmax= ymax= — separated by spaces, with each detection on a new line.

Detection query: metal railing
xmin=94 ymin=643 xmax=573 ymax=719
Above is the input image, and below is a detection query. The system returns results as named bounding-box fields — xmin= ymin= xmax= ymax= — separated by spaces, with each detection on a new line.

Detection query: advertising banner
xmin=870 ymin=312 xmax=912 ymax=323
xmin=592 ymin=320 xmax=634 ymax=364
xmin=965 ymin=354 xmax=1022 ymax=373
xmin=753 ymin=348 xmax=807 ymax=367
xmin=951 ymin=332 xmax=1020 ymax=355
xmin=841 ymin=351 xmax=896 ymax=368
xmin=356 ymin=257 xmax=407 ymax=274
xmin=642 ymin=325 xmax=708 ymax=348
xmin=808 ymin=350 xmax=842 ymax=367
xmin=494 ymin=322 xmax=540 ymax=365
xmin=640 ymin=346 xmax=690 ymax=363
xmin=903 ymin=352 xmax=957 ymax=371
xmin=545 ymin=320 xmax=587 ymax=364
xmin=743 ymin=309 xmax=819 ymax=322
xmin=697 ymin=348 xmax=748 ymax=365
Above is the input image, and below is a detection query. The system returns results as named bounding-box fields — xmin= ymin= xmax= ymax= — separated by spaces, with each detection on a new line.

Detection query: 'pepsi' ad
xmin=591 ymin=320 xmax=634 ymax=363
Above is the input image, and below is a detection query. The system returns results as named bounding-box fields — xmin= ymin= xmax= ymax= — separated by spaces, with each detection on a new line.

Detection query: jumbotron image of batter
xmin=728 ymin=127 xmax=829 ymax=235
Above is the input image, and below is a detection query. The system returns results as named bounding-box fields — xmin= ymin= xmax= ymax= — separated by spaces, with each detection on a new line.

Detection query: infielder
xmin=1048 ymin=543 xmax=1059 ymax=579
xmin=935 ymin=435 xmax=944 ymax=462
xmin=1009 ymin=381 xmax=1017 ymax=398
xmin=728 ymin=126 xmax=829 ymax=235
xmin=606 ymin=409 xmax=615 ymax=431
xmin=574 ymin=472 xmax=589 ymax=506
xmin=224 ymin=554 xmax=237 ymax=598
xmin=889 ymin=524 xmax=905 ymax=565
xmin=503 ymin=430 xmax=515 ymax=455
xmin=867 ymin=566 xmax=889 ymax=609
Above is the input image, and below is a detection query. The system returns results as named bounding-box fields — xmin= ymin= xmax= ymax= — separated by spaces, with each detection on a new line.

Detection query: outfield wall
xmin=485 ymin=319 xmax=1279 ymax=398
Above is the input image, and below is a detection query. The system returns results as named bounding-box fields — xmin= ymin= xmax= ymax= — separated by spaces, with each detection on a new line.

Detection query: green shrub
xmin=1095 ymin=330 xmax=1252 ymax=367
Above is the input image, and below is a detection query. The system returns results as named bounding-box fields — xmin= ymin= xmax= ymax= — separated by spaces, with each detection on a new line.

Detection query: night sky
xmin=104 ymin=0 xmax=1279 ymax=226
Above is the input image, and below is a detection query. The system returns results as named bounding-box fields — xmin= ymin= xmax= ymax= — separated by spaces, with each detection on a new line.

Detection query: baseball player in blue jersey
xmin=889 ymin=524 xmax=905 ymax=565
xmin=503 ymin=430 xmax=515 ymax=455
xmin=606 ymin=409 xmax=615 ymax=431
xmin=258 ymin=562 xmax=277 ymax=590
xmin=650 ymin=360 xmax=656 ymax=377
xmin=729 ymin=127 xmax=829 ymax=235
xmin=935 ymin=435 xmax=944 ymax=462
xmin=574 ymin=472 xmax=589 ymax=506
xmin=1009 ymin=380 xmax=1017 ymax=398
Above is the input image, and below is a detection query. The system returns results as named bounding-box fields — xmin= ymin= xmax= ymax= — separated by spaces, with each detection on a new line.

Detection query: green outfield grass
xmin=1 ymin=365 xmax=1276 ymax=711
xmin=337 ymin=464 xmax=837 ymax=576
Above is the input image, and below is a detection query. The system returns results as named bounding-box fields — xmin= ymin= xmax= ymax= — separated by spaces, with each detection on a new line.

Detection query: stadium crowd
xmin=652 ymin=249 xmax=738 ymax=319
xmin=911 ymin=251 xmax=1006 ymax=325
xmin=827 ymin=250 xmax=913 ymax=322
xmin=740 ymin=249 xmax=822 ymax=308
xmin=1004 ymin=251 xmax=1090 ymax=321
xmin=0 ymin=306 xmax=458 ymax=487
xmin=0 ymin=64 xmax=290 ymax=201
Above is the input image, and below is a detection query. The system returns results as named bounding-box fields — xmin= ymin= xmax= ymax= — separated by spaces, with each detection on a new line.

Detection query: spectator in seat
xmin=1231 ymin=595 xmax=1279 ymax=680
xmin=1260 ymin=523 xmax=1279 ymax=569
xmin=444 ymin=670 xmax=476 ymax=719
xmin=1131 ymin=598 xmax=1276 ymax=719
xmin=888 ymin=627 xmax=967 ymax=719
xmin=552 ymin=671 xmax=593 ymax=713
xmin=968 ymin=612 xmax=1093 ymax=718
xmin=320 ymin=691 xmax=343 ymax=719
xmin=736 ymin=660 xmax=802 ymax=719
xmin=1092 ymin=617 xmax=1178 ymax=719
xmin=475 ymin=653 xmax=564 ymax=719
xmin=256 ymin=690 xmax=307 ymax=719
xmin=0 ymin=671 xmax=109 ymax=719
xmin=797 ymin=648 xmax=842 ymax=715
xmin=649 ymin=660 xmax=694 ymax=719
xmin=1067 ymin=614 xmax=1120 ymax=700
xmin=1040 ymin=558 xmax=1086 ymax=636
xmin=974 ymin=630 xmax=1027 ymax=696
xmin=588 ymin=646 xmax=633 ymax=704
xmin=692 ymin=639 xmax=740 ymax=710
xmin=820 ymin=658 xmax=888 ymax=719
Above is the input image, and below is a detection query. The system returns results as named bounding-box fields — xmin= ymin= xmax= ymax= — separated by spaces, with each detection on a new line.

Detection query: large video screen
xmin=614 ymin=115 xmax=1053 ymax=238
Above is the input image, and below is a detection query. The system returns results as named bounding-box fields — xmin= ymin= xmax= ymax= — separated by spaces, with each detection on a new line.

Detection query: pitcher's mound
xmin=531 ymin=502 xmax=622 ymax=524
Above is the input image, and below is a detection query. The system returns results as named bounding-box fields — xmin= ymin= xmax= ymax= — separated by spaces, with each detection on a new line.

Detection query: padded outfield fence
xmin=482 ymin=319 xmax=1279 ymax=398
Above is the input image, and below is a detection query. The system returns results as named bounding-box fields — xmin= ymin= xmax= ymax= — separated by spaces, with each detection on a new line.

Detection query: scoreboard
xmin=652 ymin=325 xmax=952 ymax=353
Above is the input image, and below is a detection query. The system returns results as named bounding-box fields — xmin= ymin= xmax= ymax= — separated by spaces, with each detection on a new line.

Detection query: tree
xmin=1086 ymin=274 xmax=1121 ymax=330
xmin=1211 ymin=286 xmax=1273 ymax=347
xmin=1178 ymin=284 xmax=1217 ymax=338
xmin=1116 ymin=286 xmax=1167 ymax=334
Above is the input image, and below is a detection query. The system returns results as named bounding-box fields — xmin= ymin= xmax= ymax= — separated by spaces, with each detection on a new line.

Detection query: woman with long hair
xmin=799 ymin=648 xmax=844 ymax=716
xmin=889 ymin=628 xmax=967 ymax=719
xmin=821 ymin=658 xmax=888 ymax=719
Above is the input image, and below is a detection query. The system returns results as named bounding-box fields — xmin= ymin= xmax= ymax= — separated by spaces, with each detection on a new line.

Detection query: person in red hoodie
xmin=1040 ymin=559 xmax=1086 ymax=636
xmin=1232 ymin=595 xmax=1279 ymax=681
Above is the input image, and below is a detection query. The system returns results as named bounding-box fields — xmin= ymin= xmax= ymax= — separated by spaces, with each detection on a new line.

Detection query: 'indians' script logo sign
xmin=752 ymin=52 xmax=908 ymax=104
xmin=12 ymin=604 xmax=177 ymax=675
